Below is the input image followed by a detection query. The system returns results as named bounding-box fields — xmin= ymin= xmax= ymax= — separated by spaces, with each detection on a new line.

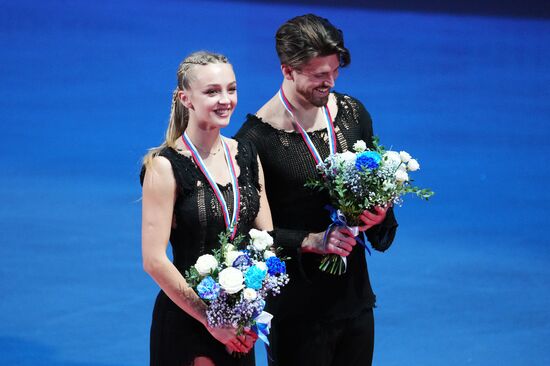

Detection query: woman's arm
xmin=142 ymin=156 xmax=207 ymax=324
xmin=141 ymin=156 xmax=249 ymax=353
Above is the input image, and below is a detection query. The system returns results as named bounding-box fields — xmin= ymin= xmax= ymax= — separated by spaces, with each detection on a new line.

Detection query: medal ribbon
xmin=182 ymin=132 xmax=240 ymax=239
xmin=278 ymin=87 xmax=337 ymax=165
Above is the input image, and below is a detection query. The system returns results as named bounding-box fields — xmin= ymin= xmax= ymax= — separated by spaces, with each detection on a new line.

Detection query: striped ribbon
xmin=278 ymin=87 xmax=337 ymax=165
xmin=181 ymin=132 xmax=240 ymax=239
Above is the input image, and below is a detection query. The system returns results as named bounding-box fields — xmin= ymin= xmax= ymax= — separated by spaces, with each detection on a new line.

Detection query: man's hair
xmin=275 ymin=14 xmax=351 ymax=69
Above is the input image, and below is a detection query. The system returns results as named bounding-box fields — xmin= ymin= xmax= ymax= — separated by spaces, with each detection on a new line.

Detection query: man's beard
xmin=297 ymin=84 xmax=330 ymax=107
xmin=310 ymin=94 xmax=330 ymax=107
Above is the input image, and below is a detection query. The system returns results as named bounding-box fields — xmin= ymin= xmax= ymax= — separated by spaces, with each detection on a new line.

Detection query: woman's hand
xmin=206 ymin=325 xmax=256 ymax=354
xmin=242 ymin=328 xmax=258 ymax=349
xmin=358 ymin=205 xmax=389 ymax=231
xmin=302 ymin=227 xmax=356 ymax=257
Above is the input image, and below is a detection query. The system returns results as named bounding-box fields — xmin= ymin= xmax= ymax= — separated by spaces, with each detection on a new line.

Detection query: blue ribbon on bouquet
xmin=252 ymin=311 xmax=273 ymax=346
xmin=324 ymin=205 xmax=371 ymax=255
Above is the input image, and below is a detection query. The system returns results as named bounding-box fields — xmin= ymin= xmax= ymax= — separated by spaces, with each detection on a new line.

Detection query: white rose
xmin=353 ymin=140 xmax=367 ymax=152
xmin=263 ymin=250 xmax=276 ymax=259
xmin=249 ymin=229 xmax=273 ymax=251
xmin=383 ymin=151 xmax=401 ymax=167
xmin=225 ymin=250 xmax=243 ymax=267
xmin=194 ymin=254 xmax=218 ymax=276
xmin=399 ymin=151 xmax=411 ymax=163
xmin=407 ymin=159 xmax=420 ymax=171
xmin=243 ymin=288 xmax=257 ymax=301
xmin=255 ymin=261 xmax=268 ymax=272
xmin=218 ymin=267 xmax=245 ymax=294
xmin=225 ymin=244 xmax=235 ymax=253
xmin=339 ymin=151 xmax=356 ymax=165
xmin=395 ymin=169 xmax=409 ymax=183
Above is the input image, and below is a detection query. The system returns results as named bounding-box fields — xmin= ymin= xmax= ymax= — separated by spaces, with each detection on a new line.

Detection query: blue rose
xmin=266 ymin=257 xmax=286 ymax=276
xmin=233 ymin=252 xmax=253 ymax=267
xmin=244 ymin=265 xmax=267 ymax=290
xmin=197 ymin=276 xmax=220 ymax=300
xmin=355 ymin=151 xmax=381 ymax=171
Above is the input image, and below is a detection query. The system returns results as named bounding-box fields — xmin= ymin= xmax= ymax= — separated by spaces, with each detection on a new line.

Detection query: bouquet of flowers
xmin=306 ymin=137 xmax=434 ymax=275
xmin=185 ymin=229 xmax=289 ymax=345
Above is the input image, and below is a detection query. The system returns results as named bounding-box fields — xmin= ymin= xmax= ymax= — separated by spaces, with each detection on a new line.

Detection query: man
xmin=236 ymin=14 xmax=398 ymax=366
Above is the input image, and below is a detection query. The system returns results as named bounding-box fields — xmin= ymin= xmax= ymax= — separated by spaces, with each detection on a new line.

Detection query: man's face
xmin=291 ymin=54 xmax=340 ymax=107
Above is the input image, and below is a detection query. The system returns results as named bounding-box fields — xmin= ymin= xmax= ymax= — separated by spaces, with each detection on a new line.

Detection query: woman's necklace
xmin=194 ymin=140 xmax=222 ymax=157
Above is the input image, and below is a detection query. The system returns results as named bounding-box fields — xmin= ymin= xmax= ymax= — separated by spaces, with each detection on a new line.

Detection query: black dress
xmin=140 ymin=140 xmax=260 ymax=366
xmin=235 ymin=92 xmax=398 ymax=366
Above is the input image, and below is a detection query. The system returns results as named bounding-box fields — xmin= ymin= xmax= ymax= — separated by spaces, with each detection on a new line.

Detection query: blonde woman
xmin=141 ymin=51 xmax=272 ymax=366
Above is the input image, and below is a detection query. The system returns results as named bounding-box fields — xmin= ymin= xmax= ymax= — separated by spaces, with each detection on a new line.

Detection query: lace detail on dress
xmin=196 ymin=185 xmax=208 ymax=254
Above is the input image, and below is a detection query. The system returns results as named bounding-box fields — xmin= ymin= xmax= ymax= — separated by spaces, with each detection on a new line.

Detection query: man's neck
xmin=280 ymin=81 xmax=325 ymax=131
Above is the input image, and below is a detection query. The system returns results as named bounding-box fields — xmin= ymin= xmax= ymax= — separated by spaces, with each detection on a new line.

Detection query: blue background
xmin=1 ymin=1 xmax=549 ymax=365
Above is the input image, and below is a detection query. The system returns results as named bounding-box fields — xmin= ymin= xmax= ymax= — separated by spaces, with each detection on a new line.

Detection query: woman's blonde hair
xmin=143 ymin=51 xmax=229 ymax=167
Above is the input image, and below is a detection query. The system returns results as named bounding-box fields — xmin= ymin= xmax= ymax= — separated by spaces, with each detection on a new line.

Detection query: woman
xmin=140 ymin=51 xmax=271 ymax=366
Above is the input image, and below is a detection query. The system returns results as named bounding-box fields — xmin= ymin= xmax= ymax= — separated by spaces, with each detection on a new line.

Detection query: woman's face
xmin=182 ymin=63 xmax=237 ymax=129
